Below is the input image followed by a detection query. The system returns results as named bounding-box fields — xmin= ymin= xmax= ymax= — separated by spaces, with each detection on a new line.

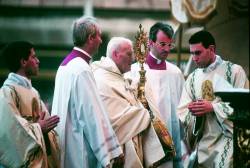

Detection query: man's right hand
xmin=38 ymin=111 xmax=60 ymax=133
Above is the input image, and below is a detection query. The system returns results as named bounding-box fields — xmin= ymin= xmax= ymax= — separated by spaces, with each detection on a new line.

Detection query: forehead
xmin=120 ymin=42 xmax=132 ymax=51
xmin=190 ymin=43 xmax=204 ymax=51
xmin=156 ymin=30 xmax=172 ymax=41
xmin=29 ymin=48 xmax=35 ymax=55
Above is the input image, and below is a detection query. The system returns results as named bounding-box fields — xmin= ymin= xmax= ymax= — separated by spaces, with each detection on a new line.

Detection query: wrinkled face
xmin=22 ymin=48 xmax=40 ymax=77
xmin=115 ymin=43 xmax=134 ymax=74
xmin=190 ymin=43 xmax=215 ymax=68
xmin=150 ymin=30 xmax=174 ymax=61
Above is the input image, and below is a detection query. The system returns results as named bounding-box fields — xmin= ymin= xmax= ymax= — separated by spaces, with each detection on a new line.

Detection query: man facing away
xmin=0 ymin=41 xmax=60 ymax=168
xmin=177 ymin=30 xmax=249 ymax=167
xmin=126 ymin=22 xmax=185 ymax=168
xmin=92 ymin=37 xmax=167 ymax=167
xmin=51 ymin=16 xmax=123 ymax=168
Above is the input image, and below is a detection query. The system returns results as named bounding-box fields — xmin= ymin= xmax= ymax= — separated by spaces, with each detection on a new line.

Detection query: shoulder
xmin=166 ymin=61 xmax=183 ymax=74
xmin=221 ymin=60 xmax=246 ymax=74
xmin=0 ymin=85 xmax=18 ymax=107
xmin=31 ymin=87 xmax=40 ymax=96
xmin=59 ymin=57 xmax=92 ymax=76
xmin=185 ymin=68 xmax=200 ymax=82
xmin=1 ymin=84 xmax=16 ymax=96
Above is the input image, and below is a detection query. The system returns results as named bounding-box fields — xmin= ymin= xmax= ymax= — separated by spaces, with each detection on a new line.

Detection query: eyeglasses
xmin=190 ymin=51 xmax=202 ymax=56
xmin=154 ymin=41 xmax=175 ymax=50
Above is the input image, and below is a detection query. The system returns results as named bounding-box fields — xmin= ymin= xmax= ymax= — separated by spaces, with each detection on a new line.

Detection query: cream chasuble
xmin=92 ymin=57 xmax=165 ymax=168
xmin=0 ymin=73 xmax=58 ymax=168
xmin=177 ymin=55 xmax=249 ymax=167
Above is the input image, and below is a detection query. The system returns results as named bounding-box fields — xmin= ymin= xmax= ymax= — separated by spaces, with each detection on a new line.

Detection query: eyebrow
xmin=190 ymin=50 xmax=202 ymax=54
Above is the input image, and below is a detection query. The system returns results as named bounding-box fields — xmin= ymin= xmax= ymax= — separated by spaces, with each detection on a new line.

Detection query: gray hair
xmin=106 ymin=37 xmax=133 ymax=58
xmin=72 ymin=16 xmax=100 ymax=47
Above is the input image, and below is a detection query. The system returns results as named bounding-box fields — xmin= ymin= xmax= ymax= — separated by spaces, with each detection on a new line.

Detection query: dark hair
xmin=149 ymin=22 xmax=174 ymax=42
xmin=189 ymin=30 xmax=216 ymax=48
xmin=1 ymin=41 xmax=34 ymax=72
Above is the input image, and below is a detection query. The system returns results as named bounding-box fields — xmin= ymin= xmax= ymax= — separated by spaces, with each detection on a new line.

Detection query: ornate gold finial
xmin=134 ymin=24 xmax=149 ymax=109
xmin=134 ymin=24 xmax=148 ymax=65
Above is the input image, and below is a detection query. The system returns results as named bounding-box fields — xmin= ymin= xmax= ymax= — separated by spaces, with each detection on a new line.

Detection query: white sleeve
xmin=72 ymin=71 xmax=122 ymax=167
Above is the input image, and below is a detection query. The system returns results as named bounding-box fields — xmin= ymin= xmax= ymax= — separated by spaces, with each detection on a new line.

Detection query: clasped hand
xmin=188 ymin=99 xmax=213 ymax=117
xmin=38 ymin=111 xmax=60 ymax=134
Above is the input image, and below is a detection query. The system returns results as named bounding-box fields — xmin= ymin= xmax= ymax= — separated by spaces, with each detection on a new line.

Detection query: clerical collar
xmin=73 ymin=47 xmax=91 ymax=59
xmin=146 ymin=52 xmax=166 ymax=70
xmin=203 ymin=55 xmax=223 ymax=73
xmin=61 ymin=47 xmax=91 ymax=65
xmin=150 ymin=52 xmax=162 ymax=64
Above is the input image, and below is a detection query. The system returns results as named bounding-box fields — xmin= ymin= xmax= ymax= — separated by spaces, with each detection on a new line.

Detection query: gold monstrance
xmin=134 ymin=24 xmax=150 ymax=110
xmin=134 ymin=24 xmax=176 ymax=165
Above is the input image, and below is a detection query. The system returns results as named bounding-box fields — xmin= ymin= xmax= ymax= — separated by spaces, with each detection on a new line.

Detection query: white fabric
xmin=0 ymin=73 xmax=48 ymax=168
xmin=92 ymin=57 xmax=165 ymax=167
xmin=170 ymin=0 xmax=189 ymax=23
xmin=73 ymin=46 xmax=91 ymax=59
xmin=126 ymin=61 xmax=185 ymax=168
xmin=177 ymin=55 xmax=249 ymax=167
xmin=183 ymin=0 xmax=217 ymax=21
xmin=51 ymin=57 xmax=122 ymax=168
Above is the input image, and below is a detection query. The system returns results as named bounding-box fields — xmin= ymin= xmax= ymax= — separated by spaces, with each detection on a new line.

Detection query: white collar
xmin=203 ymin=55 xmax=223 ymax=73
xmin=73 ymin=46 xmax=91 ymax=59
xmin=4 ymin=73 xmax=32 ymax=89
xmin=150 ymin=51 xmax=162 ymax=64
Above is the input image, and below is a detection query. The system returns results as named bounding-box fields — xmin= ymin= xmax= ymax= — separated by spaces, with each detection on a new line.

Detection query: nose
xmin=164 ymin=47 xmax=170 ymax=52
xmin=161 ymin=45 xmax=171 ymax=52
xmin=192 ymin=56 xmax=199 ymax=62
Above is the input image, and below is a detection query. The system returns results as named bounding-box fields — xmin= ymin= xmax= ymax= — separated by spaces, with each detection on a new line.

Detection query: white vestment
xmin=177 ymin=55 xmax=249 ymax=167
xmin=51 ymin=56 xmax=122 ymax=168
xmin=0 ymin=73 xmax=54 ymax=168
xmin=91 ymin=57 xmax=165 ymax=168
xmin=126 ymin=60 xmax=185 ymax=168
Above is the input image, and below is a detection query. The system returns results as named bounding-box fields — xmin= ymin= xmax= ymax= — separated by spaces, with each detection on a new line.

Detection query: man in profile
xmin=92 ymin=37 xmax=167 ymax=167
xmin=51 ymin=16 xmax=123 ymax=168
xmin=0 ymin=41 xmax=60 ymax=167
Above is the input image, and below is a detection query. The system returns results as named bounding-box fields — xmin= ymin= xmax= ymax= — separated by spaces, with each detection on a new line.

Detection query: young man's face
xmin=190 ymin=43 xmax=215 ymax=68
xmin=23 ymin=48 xmax=40 ymax=77
xmin=150 ymin=30 xmax=174 ymax=61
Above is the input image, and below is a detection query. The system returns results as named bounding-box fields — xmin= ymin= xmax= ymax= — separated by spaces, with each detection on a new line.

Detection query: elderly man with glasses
xmin=126 ymin=22 xmax=185 ymax=168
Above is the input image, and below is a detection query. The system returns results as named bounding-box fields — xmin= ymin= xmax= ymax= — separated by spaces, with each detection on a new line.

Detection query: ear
xmin=112 ymin=50 xmax=118 ymax=59
xmin=208 ymin=45 xmax=215 ymax=53
xmin=20 ymin=58 xmax=27 ymax=68
xmin=148 ymin=40 xmax=153 ymax=47
xmin=88 ymin=34 xmax=95 ymax=42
